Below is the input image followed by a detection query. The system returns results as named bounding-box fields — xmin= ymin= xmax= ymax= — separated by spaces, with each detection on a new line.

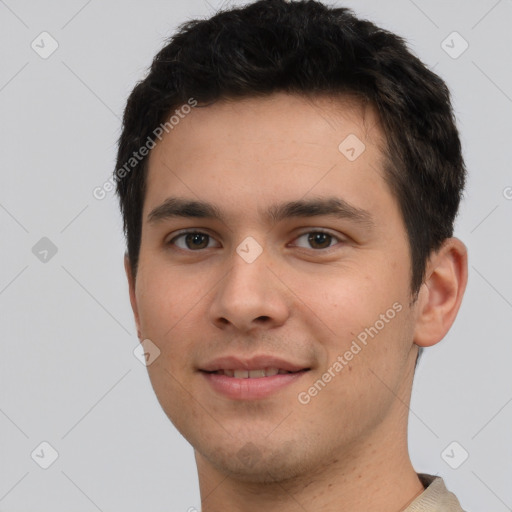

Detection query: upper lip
xmin=199 ymin=355 xmax=309 ymax=372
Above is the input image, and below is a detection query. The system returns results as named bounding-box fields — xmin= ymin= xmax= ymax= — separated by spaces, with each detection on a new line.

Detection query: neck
xmin=195 ymin=418 xmax=424 ymax=512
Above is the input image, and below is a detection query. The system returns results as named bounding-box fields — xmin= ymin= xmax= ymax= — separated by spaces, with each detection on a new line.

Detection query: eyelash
xmin=166 ymin=229 xmax=345 ymax=252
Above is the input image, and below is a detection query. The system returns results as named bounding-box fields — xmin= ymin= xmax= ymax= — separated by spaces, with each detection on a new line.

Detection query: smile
xmin=207 ymin=368 xmax=300 ymax=378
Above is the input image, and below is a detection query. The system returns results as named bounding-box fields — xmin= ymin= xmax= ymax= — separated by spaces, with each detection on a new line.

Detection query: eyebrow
xmin=147 ymin=196 xmax=374 ymax=228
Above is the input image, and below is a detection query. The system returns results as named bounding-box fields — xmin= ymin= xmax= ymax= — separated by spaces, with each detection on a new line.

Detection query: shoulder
xmin=405 ymin=473 xmax=468 ymax=512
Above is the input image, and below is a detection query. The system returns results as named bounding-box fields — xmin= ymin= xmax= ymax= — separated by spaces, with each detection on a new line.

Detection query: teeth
xmin=265 ymin=367 xmax=279 ymax=377
xmin=220 ymin=368 xmax=286 ymax=378
xmin=248 ymin=369 xmax=266 ymax=378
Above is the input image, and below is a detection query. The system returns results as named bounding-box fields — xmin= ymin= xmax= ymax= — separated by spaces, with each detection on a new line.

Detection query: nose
xmin=207 ymin=246 xmax=290 ymax=333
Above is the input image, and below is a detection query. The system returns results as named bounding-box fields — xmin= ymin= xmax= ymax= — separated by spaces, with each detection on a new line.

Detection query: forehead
xmin=167 ymin=92 xmax=383 ymax=151
xmin=143 ymin=92 xmax=392 ymax=224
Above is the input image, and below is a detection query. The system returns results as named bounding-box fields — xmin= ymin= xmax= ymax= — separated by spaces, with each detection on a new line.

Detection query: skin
xmin=125 ymin=92 xmax=468 ymax=512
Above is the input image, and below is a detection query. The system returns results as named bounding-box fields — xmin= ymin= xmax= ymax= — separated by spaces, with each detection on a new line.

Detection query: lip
xmin=199 ymin=355 xmax=310 ymax=400
xmin=202 ymin=371 xmax=308 ymax=400
xmin=199 ymin=355 xmax=308 ymax=373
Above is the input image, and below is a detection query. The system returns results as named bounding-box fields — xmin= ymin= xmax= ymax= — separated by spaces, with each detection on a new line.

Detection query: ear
xmin=124 ymin=253 xmax=142 ymax=340
xmin=413 ymin=237 xmax=468 ymax=347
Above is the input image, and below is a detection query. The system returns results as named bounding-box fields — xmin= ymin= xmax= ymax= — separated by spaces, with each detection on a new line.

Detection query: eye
xmin=291 ymin=230 xmax=343 ymax=250
xmin=168 ymin=231 xmax=220 ymax=251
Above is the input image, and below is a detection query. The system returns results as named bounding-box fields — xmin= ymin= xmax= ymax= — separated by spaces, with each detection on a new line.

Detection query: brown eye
xmin=307 ymin=232 xmax=333 ymax=249
xmin=293 ymin=231 xmax=340 ymax=250
xmin=185 ymin=233 xmax=210 ymax=249
xmin=170 ymin=231 xmax=218 ymax=250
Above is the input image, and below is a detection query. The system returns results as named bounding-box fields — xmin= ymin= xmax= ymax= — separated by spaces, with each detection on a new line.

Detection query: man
xmin=115 ymin=0 xmax=468 ymax=510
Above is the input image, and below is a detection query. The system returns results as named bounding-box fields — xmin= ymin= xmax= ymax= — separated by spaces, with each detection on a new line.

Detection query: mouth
xmin=203 ymin=368 xmax=308 ymax=378
xmin=199 ymin=356 xmax=311 ymax=400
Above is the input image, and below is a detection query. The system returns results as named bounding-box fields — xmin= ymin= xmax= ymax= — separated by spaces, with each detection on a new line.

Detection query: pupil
xmin=186 ymin=233 xmax=208 ymax=249
xmin=309 ymin=232 xmax=331 ymax=249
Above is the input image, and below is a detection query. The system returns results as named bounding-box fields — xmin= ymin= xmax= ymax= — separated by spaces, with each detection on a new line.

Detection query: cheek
xmin=298 ymin=299 xmax=413 ymax=431
xmin=298 ymin=266 xmax=399 ymax=330
xmin=297 ymin=260 xmax=413 ymax=377
xmin=136 ymin=266 xmax=206 ymax=429
xmin=135 ymin=264 xmax=204 ymax=359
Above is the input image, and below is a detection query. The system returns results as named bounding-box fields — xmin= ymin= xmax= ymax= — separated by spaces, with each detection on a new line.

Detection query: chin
xmin=198 ymin=440 xmax=314 ymax=484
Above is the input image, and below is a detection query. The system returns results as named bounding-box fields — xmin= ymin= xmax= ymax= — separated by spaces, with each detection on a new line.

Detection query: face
xmin=127 ymin=93 xmax=420 ymax=482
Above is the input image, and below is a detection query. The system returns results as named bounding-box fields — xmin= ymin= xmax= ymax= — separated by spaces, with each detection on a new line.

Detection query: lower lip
xmin=202 ymin=371 xmax=308 ymax=400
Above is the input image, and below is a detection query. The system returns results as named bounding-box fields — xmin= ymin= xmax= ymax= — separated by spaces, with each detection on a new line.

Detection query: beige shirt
xmin=405 ymin=474 xmax=466 ymax=511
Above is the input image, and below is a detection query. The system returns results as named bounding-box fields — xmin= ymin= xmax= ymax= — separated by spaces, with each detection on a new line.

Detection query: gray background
xmin=1 ymin=0 xmax=511 ymax=510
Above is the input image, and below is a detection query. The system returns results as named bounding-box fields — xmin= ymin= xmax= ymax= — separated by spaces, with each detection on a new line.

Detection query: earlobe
xmin=124 ymin=253 xmax=142 ymax=340
xmin=413 ymin=238 xmax=468 ymax=348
